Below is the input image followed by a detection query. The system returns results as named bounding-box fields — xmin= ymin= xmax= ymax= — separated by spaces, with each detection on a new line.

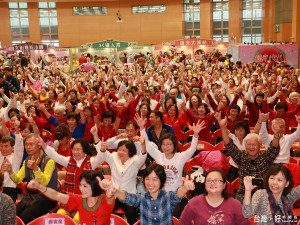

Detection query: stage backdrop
xmin=239 ymin=44 xmax=298 ymax=68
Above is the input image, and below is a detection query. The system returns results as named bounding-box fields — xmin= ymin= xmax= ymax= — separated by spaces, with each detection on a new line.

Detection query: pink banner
xmin=239 ymin=44 xmax=298 ymax=68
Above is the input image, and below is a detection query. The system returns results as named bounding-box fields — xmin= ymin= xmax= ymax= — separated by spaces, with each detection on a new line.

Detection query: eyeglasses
xmin=205 ymin=179 xmax=224 ymax=184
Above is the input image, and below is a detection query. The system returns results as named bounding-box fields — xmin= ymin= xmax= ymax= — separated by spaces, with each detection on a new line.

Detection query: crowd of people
xmin=0 ymin=49 xmax=299 ymax=225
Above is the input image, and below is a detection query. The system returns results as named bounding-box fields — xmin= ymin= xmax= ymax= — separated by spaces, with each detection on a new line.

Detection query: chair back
xmin=27 ymin=213 xmax=77 ymax=225
xmin=16 ymin=216 xmax=25 ymax=225
xmin=110 ymin=214 xmax=129 ymax=225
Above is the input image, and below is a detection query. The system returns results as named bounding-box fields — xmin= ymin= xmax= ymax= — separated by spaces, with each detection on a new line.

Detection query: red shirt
xmin=98 ymin=124 xmax=118 ymax=141
xmin=163 ymin=114 xmax=187 ymax=141
xmin=65 ymin=194 xmax=115 ymax=225
xmin=79 ymin=56 xmax=87 ymax=64
xmin=83 ymin=119 xmax=95 ymax=143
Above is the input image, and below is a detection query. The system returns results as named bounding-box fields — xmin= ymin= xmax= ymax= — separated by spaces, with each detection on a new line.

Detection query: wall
xmin=56 ymin=0 xmax=183 ymax=47
xmin=0 ymin=2 xmax=12 ymax=47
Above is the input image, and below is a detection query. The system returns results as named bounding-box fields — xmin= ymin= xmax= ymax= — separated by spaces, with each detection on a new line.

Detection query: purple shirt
xmin=179 ymin=195 xmax=251 ymax=225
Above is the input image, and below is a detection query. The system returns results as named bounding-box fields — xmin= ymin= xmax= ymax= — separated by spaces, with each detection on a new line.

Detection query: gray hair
xmin=54 ymin=105 xmax=65 ymax=113
xmin=244 ymin=133 xmax=262 ymax=146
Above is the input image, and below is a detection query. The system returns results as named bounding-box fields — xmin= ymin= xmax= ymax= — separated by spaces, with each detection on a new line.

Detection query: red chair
xmin=16 ymin=216 xmax=25 ymax=225
xmin=290 ymin=157 xmax=300 ymax=166
xmin=184 ymin=158 xmax=198 ymax=174
xmin=212 ymin=129 xmax=222 ymax=142
xmin=229 ymin=178 xmax=240 ymax=197
xmin=182 ymin=143 xmax=191 ymax=152
xmin=183 ymin=130 xmax=194 ymax=142
xmin=226 ymin=181 xmax=230 ymax=196
xmin=197 ymin=141 xmax=215 ymax=151
xmin=27 ymin=213 xmax=77 ymax=225
xmin=110 ymin=214 xmax=129 ymax=225
xmin=133 ymin=217 xmax=179 ymax=225
xmin=214 ymin=141 xmax=226 ymax=151
xmin=177 ymin=142 xmax=183 ymax=152
xmin=249 ymin=215 xmax=258 ymax=225
xmin=291 ymin=140 xmax=300 ymax=151
xmin=41 ymin=129 xmax=53 ymax=141
xmin=16 ymin=181 xmax=27 ymax=195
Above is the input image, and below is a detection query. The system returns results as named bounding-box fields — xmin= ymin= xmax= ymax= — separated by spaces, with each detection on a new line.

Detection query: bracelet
xmin=43 ymin=187 xmax=47 ymax=193
xmin=94 ymin=141 xmax=100 ymax=145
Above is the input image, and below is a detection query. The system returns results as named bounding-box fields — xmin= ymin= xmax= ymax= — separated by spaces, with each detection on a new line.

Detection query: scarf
xmin=268 ymin=192 xmax=293 ymax=225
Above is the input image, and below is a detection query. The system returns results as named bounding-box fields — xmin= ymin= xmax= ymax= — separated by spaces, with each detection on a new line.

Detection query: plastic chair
xmin=290 ymin=157 xmax=300 ymax=166
xmin=16 ymin=181 xmax=27 ymax=195
xmin=229 ymin=177 xmax=240 ymax=196
xmin=214 ymin=141 xmax=226 ymax=151
xmin=177 ymin=142 xmax=183 ymax=152
xmin=291 ymin=140 xmax=300 ymax=151
xmin=41 ymin=129 xmax=53 ymax=141
xmin=16 ymin=216 xmax=25 ymax=225
xmin=184 ymin=158 xmax=198 ymax=174
xmin=27 ymin=213 xmax=77 ymax=225
xmin=110 ymin=214 xmax=129 ymax=225
xmin=133 ymin=217 xmax=179 ymax=225
xmin=212 ymin=129 xmax=222 ymax=142
xmin=249 ymin=215 xmax=258 ymax=225
xmin=183 ymin=130 xmax=194 ymax=142
xmin=197 ymin=141 xmax=215 ymax=151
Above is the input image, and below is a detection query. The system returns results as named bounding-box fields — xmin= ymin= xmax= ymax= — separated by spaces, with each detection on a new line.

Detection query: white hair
xmin=117 ymin=99 xmax=126 ymax=105
xmin=54 ymin=105 xmax=65 ymax=113
xmin=289 ymin=92 xmax=298 ymax=99
xmin=244 ymin=133 xmax=262 ymax=146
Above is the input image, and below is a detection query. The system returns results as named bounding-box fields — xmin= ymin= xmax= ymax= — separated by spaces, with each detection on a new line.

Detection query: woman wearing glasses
xmin=179 ymin=169 xmax=251 ymax=225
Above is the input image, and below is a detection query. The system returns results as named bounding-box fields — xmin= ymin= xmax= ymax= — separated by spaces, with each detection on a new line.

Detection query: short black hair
xmin=143 ymin=164 xmax=166 ymax=189
xmin=79 ymin=170 xmax=104 ymax=197
xmin=67 ymin=112 xmax=79 ymax=123
xmin=101 ymin=111 xmax=115 ymax=123
xmin=167 ymin=104 xmax=179 ymax=118
xmin=151 ymin=110 xmax=163 ymax=121
xmin=230 ymin=104 xmax=241 ymax=114
xmin=138 ymin=103 xmax=151 ymax=118
xmin=234 ymin=121 xmax=250 ymax=136
xmin=275 ymin=101 xmax=288 ymax=112
xmin=197 ymin=103 xmax=210 ymax=115
xmin=8 ymin=108 xmax=19 ymax=118
xmin=117 ymin=140 xmax=137 ymax=157
xmin=126 ymin=121 xmax=139 ymax=130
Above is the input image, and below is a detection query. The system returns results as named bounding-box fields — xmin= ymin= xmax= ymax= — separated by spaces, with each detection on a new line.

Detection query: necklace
xmin=83 ymin=195 xmax=103 ymax=212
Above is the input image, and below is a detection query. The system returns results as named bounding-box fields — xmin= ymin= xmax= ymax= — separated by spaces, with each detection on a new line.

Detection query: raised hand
xmin=90 ymin=124 xmax=98 ymax=136
xmin=96 ymin=176 xmax=112 ymax=191
xmin=219 ymin=116 xmax=228 ymax=129
xmin=243 ymin=176 xmax=257 ymax=192
xmin=214 ymin=111 xmax=222 ymax=122
xmin=183 ymin=175 xmax=195 ymax=191
xmin=139 ymin=136 xmax=145 ymax=145
xmin=100 ymin=138 xmax=107 ymax=151
xmin=134 ymin=113 xmax=146 ymax=129
xmin=258 ymin=110 xmax=269 ymax=123
xmin=192 ymin=120 xmax=206 ymax=135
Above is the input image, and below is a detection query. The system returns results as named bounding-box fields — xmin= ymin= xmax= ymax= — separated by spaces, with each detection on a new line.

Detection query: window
xmin=242 ymin=0 xmax=263 ymax=43
xmin=212 ymin=0 xmax=229 ymax=42
xmin=183 ymin=0 xmax=200 ymax=38
xmin=73 ymin=7 xmax=107 ymax=16
xmin=9 ymin=2 xmax=30 ymax=44
xmin=132 ymin=5 xmax=166 ymax=14
xmin=38 ymin=2 xmax=59 ymax=47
